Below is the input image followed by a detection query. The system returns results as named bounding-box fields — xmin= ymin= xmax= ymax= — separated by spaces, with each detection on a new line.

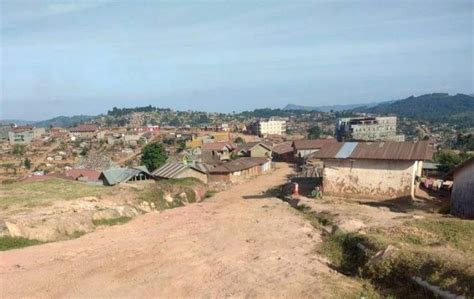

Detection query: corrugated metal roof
xmin=272 ymin=142 xmax=293 ymax=154
xmin=350 ymin=141 xmax=432 ymax=161
xmin=100 ymin=166 xmax=151 ymax=185
xmin=292 ymin=138 xmax=337 ymax=150
xmin=335 ymin=142 xmax=358 ymax=159
xmin=152 ymin=162 xmax=188 ymax=178
xmin=308 ymin=141 xmax=432 ymax=161
xmin=153 ymin=162 xmax=209 ymax=178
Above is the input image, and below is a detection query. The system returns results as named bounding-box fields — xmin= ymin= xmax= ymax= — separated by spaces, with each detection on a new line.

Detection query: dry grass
xmin=0 ymin=178 xmax=114 ymax=209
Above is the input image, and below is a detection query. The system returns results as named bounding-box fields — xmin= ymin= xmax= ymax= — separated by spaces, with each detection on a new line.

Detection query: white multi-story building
xmin=336 ymin=116 xmax=405 ymax=142
xmin=257 ymin=117 xmax=287 ymax=136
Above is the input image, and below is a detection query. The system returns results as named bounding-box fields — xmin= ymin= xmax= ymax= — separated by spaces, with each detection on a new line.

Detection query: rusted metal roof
xmin=307 ymin=143 xmax=344 ymax=159
xmin=272 ymin=142 xmax=293 ymax=155
xmin=292 ymin=138 xmax=337 ymax=150
xmin=309 ymin=141 xmax=433 ymax=161
xmin=350 ymin=141 xmax=432 ymax=161
xmin=65 ymin=169 xmax=101 ymax=181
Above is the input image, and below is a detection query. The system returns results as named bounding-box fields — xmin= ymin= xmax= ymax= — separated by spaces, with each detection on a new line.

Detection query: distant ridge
xmin=283 ymin=101 xmax=392 ymax=112
xmin=0 ymin=115 xmax=96 ymax=128
xmin=356 ymin=93 xmax=474 ymax=125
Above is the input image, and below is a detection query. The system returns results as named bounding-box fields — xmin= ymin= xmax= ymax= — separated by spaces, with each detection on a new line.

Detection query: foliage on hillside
xmin=358 ymin=93 xmax=474 ymax=126
xmin=140 ymin=142 xmax=168 ymax=172
xmin=433 ymin=150 xmax=474 ymax=173
xmin=34 ymin=115 xmax=96 ymax=128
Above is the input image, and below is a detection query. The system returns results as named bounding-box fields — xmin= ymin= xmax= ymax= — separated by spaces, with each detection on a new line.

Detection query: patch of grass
xmin=92 ymin=216 xmax=131 ymax=226
xmin=409 ymin=217 xmax=474 ymax=253
xmin=160 ymin=177 xmax=205 ymax=186
xmin=296 ymin=204 xmax=335 ymax=228
xmin=67 ymin=230 xmax=87 ymax=238
xmin=292 ymin=201 xmax=474 ymax=297
xmin=0 ymin=178 xmax=114 ymax=209
xmin=320 ymin=230 xmax=370 ymax=275
xmin=204 ymin=190 xmax=217 ymax=199
xmin=0 ymin=236 xmax=43 ymax=251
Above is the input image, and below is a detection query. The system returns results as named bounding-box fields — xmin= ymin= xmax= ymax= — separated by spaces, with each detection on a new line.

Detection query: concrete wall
xmin=323 ymin=159 xmax=417 ymax=199
xmin=451 ymin=162 xmax=474 ymax=219
xmin=8 ymin=131 xmax=34 ymax=145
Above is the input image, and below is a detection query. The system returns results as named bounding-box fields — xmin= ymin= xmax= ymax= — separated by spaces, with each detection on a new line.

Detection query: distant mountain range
xmin=2 ymin=93 xmax=473 ymax=128
xmin=285 ymin=93 xmax=474 ymax=125
xmin=283 ymin=101 xmax=392 ymax=112
xmin=0 ymin=115 xmax=96 ymax=128
xmin=354 ymin=93 xmax=474 ymax=125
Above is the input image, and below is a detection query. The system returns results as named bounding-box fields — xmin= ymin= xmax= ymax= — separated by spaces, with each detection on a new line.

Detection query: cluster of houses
xmin=8 ymin=120 xmax=472 ymax=219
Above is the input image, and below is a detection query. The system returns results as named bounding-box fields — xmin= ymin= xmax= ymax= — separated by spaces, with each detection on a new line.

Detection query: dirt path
xmin=0 ymin=164 xmax=361 ymax=298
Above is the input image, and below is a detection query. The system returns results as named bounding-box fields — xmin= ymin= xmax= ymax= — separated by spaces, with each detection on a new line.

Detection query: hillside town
xmin=1 ymin=0 xmax=473 ymax=298
xmin=1 ymin=104 xmax=473 ymax=298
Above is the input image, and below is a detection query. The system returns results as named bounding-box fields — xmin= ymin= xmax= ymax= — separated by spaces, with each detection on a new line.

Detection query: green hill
xmin=34 ymin=115 xmax=96 ymax=128
xmin=358 ymin=93 xmax=474 ymax=126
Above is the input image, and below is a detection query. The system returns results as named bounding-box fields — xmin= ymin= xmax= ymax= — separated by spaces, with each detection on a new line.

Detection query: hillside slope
xmin=359 ymin=93 xmax=474 ymax=125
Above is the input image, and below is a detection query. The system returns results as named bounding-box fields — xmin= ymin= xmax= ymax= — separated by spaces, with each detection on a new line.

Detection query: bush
xmin=0 ymin=236 xmax=42 ymax=251
xmin=140 ymin=142 xmax=168 ymax=171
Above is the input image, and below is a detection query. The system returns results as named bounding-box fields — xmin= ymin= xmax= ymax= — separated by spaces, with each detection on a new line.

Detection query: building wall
xmin=258 ymin=119 xmax=286 ymax=136
xmin=250 ymin=145 xmax=271 ymax=158
xmin=336 ymin=116 xmax=404 ymax=142
xmin=323 ymin=159 xmax=417 ymax=199
xmin=8 ymin=131 xmax=34 ymax=145
xmin=176 ymin=168 xmax=208 ymax=184
xmin=451 ymin=162 xmax=474 ymax=219
xmin=209 ymin=162 xmax=271 ymax=184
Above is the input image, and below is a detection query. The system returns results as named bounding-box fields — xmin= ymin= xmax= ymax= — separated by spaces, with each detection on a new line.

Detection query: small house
xmin=272 ymin=142 xmax=294 ymax=162
xmin=307 ymin=141 xmax=432 ymax=199
xmin=202 ymin=142 xmax=234 ymax=164
xmin=236 ymin=142 xmax=272 ymax=158
xmin=69 ymin=125 xmax=98 ymax=139
xmin=209 ymin=157 xmax=271 ymax=183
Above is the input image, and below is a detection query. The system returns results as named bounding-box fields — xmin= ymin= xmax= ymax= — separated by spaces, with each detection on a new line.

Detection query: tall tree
xmin=307 ymin=125 xmax=322 ymax=140
xmin=141 ymin=142 xmax=168 ymax=171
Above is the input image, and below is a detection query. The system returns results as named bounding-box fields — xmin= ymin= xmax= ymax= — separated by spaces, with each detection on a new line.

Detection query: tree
xmin=12 ymin=144 xmax=26 ymax=156
xmin=307 ymin=125 xmax=322 ymax=140
xmin=434 ymin=150 xmax=473 ymax=173
xmin=24 ymin=158 xmax=32 ymax=169
xmin=141 ymin=142 xmax=168 ymax=171
xmin=234 ymin=136 xmax=244 ymax=144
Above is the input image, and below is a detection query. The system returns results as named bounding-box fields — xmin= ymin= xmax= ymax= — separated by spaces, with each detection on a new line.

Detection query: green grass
xmin=0 ymin=178 xmax=114 ymax=208
xmin=409 ymin=217 xmax=474 ymax=253
xmin=0 ymin=236 xmax=43 ymax=251
xmin=92 ymin=216 xmax=131 ymax=226
xmin=291 ymin=201 xmax=474 ymax=297
xmin=295 ymin=204 xmax=335 ymax=228
xmin=160 ymin=177 xmax=205 ymax=186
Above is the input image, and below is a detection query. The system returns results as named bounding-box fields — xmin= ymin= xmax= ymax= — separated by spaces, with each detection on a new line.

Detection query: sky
xmin=1 ymin=0 xmax=473 ymax=120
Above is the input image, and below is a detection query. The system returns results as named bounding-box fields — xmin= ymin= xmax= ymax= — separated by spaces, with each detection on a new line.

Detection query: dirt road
xmin=0 ymin=164 xmax=361 ymax=298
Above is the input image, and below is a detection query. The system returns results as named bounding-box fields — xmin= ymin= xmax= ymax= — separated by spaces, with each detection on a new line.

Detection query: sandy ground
xmin=0 ymin=164 xmax=361 ymax=298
